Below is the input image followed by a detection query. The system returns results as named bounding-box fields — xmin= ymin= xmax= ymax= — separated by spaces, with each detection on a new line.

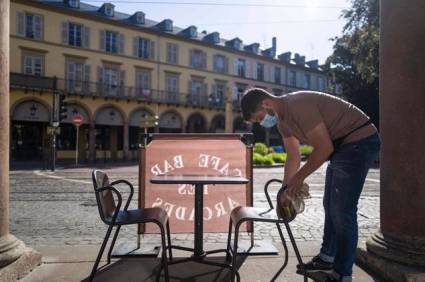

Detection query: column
xmin=225 ymin=88 xmax=233 ymax=133
xmin=0 ymin=0 xmax=40 ymax=276
xmin=123 ymin=122 xmax=129 ymax=160
xmin=358 ymin=1 xmax=425 ymax=281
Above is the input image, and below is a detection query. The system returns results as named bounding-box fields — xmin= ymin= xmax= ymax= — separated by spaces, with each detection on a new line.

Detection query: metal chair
xmin=90 ymin=170 xmax=172 ymax=282
xmin=226 ymin=179 xmax=308 ymax=282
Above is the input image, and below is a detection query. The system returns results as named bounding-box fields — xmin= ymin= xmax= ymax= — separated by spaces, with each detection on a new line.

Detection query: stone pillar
xmin=123 ymin=122 xmax=129 ymax=160
xmin=88 ymin=122 xmax=96 ymax=163
xmin=225 ymin=88 xmax=233 ymax=133
xmin=357 ymin=1 xmax=425 ymax=281
xmin=0 ymin=0 xmax=40 ymax=278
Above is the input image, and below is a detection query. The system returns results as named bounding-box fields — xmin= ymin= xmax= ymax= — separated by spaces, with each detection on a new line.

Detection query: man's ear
xmin=261 ymin=98 xmax=273 ymax=110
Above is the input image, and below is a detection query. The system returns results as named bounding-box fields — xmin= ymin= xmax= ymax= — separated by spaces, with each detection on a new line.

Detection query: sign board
xmin=72 ymin=114 xmax=83 ymax=126
xmin=139 ymin=134 xmax=253 ymax=233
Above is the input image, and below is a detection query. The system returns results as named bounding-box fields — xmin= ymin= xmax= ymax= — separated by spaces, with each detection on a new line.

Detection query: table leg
xmin=194 ymin=183 xmax=204 ymax=258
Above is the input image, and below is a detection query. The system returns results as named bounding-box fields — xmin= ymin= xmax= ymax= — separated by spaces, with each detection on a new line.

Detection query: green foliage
xmin=253 ymin=153 xmax=266 ymax=165
xmin=299 ymin=145 xmax=313 ymax=156
xmin=253 ymin=143 xmax=269 ymax=156
xmin=325 ymin=0 xmax=380 ymax=127
xmin=263 ymin=155 xmax=275 ymax=165
xmin=269 ymin=153 xmax=287 ymax=163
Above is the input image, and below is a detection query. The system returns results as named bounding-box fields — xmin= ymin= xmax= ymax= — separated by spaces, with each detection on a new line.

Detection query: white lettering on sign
xmin=151 ymin=155 xmax=184 ymax=175
xmin=151 ymin=196 xmax=242 ymax=221
xmin=178 ymin=184 xmax=209 ymax=195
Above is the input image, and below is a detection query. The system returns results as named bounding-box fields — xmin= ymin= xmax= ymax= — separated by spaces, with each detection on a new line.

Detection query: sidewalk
xmin=21 ymin=241 xmax=376 ymax=281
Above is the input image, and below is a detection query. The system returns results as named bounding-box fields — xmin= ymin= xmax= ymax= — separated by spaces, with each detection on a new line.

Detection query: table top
xmin=150 ymin=174 xmax=249 ymax=185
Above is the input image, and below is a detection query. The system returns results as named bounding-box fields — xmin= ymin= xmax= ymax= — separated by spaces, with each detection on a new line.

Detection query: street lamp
xmin=140 ymin=114 xmax=159 ymax=146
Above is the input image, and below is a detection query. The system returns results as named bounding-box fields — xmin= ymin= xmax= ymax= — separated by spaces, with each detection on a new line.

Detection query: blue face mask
xmin=260 ymin=114 xmax=278 ymax=128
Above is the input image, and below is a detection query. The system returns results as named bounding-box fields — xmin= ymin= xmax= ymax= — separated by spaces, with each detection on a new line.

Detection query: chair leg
xmin=284 ymin=222 xmax=308 ymax=281
xmin=159 ymin=225 xmax=170 ymax=282
xmin=226 ymin=219 xmax=233 ymax=262
xmin=107 ymin=225 xmax=121 ymax=264
xmin=231 ymin=222 xmax=240 ymax=282
xmin=166 ymin=221 xmax=173 ymax=261
xmin=89 ymin=224 xmax=114 ymax=282
xmin=271 ymin=223 xmax=289 ymax=281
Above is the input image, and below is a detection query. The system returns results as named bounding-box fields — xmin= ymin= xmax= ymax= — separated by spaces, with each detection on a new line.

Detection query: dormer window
xmin=189 ymin=26 xmax=197 ymax=38
xmin=226 ymin=38 xmax=242 ymax=50
xmin=134 ymin=12 xmax=145 ymax=24
xmin=100 ymin=3 xmax=115 ymax=17
xmin=213 ymin=33 xmax=219 ymax=43
xmin=164 ymin=20 xmax=172 ymax=32
xmin=67 ymin=0 xmax=79 ymax=8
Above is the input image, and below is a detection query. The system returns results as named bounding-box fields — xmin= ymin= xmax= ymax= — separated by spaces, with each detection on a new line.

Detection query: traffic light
xmin=58 ymin=95 xmax=68 ymax=122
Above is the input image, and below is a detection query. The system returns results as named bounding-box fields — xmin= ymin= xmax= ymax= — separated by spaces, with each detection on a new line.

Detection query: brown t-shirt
xmin=276 ymin=91 xmax=377 ymax=145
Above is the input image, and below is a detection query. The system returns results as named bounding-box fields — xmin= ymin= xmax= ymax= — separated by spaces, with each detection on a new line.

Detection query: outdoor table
xmin=150 ymin=174 xmax=248 ymax=273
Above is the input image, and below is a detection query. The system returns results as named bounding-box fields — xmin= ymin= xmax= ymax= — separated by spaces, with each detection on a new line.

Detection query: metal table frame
xmin=151 ymin=175 xmax=249 ymax=281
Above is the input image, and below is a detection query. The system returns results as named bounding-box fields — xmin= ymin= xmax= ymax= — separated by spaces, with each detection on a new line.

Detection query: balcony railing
xmin=10 ymin=73 xmax=228 ymax=110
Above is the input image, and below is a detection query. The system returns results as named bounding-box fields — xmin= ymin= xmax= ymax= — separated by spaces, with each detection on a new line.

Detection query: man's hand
xmin=287 ymin=174 xmax=304 ymax=197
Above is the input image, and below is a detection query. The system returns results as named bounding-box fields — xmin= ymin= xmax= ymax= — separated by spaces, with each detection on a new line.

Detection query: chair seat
xmin=115 ymin=207 xmax=169 ymax=226
xmin=230 ymin=206 xmax=280 ymax=225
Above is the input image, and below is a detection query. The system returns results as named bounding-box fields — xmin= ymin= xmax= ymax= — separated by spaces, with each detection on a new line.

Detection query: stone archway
xmin=186 ymin=112 xmax=207 ymax=133
xmin=159 ymin=111 xmax=183 ymax=133
xmin=209 ymin=114 xmax=225 ymax=133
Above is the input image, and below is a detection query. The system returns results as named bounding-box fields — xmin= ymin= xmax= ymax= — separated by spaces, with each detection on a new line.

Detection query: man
xmin=240 ymin=88 xmax=380 ymax=282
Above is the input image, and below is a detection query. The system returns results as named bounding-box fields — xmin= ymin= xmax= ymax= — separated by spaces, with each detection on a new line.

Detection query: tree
xmin=325 ymin=0 xmax=380 ymax=126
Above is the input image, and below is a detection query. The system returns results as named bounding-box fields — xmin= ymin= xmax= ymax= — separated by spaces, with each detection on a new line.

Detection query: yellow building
xmin=9 ymin=0 xmax=328 ymax=164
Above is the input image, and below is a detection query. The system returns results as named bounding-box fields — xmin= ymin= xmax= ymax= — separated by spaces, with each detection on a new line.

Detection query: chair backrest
xmin=92 ymin=170 xmax=117 ymax=223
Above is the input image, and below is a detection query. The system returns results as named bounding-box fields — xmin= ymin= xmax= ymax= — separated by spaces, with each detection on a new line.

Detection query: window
xmin=167 ymin=43 xmax=178 ymax=64
xmin=105 ymin=6 xmax=114 ymax=17
xmin=105 ymin=31 xmax=118 ymax=53
xmin=68 ymin=23 xmax=82 ymax=47
xmin=68 ymin=0 xmax=79 ymax=8
xmin=211 ymin=83 xmax=225 ymax=106
xmin=318 ymin=77 xmax=326 ymax=91
xmin=289 ymin=70 xmax=297 ymax=87
xmin=66 ymin=60 xmax=90 ymax=93
xmin=23 ymin=54 xmax=43 ymax=76
xmin=213 ymin=55 xmax=227 ymax=73
xmin=190 ymin=49 xmax=206 ymax=69
xmin=165 ymin=73 xmax=179 ymax=102
xmin=17 ymin=12 xmax=43 ymax=39
xmin=136 ymin=69 xmax=151 ymax=98
xmin=256 ymin=63 xmax=264 ymax=81
xmin=97 ymin=66 xmax=125 ymax=96
xmin=237 ymin=59 xmax=246 ymax=77
xmin=134 ymin=37 xmax=154 ymax=59
xmin=304 ymin=73 xmax=311 ymax=89
xmin=189 ymin=79 xmax=207 ymax=105
xmin=274 ymin=67 xmax=281 ymax=84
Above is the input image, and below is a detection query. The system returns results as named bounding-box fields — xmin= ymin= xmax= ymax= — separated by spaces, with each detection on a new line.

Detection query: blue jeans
xmin=320 ymin=133 xmax=380 ymax=278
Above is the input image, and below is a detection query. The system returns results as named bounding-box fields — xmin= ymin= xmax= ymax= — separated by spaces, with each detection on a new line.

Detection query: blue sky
xmin=85 ymin=0 xmax=351 ymax=64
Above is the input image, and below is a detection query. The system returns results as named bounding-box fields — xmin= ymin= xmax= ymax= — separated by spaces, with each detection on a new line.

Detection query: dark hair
xmin=240 ymin=88 xmax=274 ymax=121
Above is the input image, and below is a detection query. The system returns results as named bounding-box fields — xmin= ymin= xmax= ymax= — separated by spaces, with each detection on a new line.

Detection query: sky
xmin=84 ymin=0 xmax=351 ymax=64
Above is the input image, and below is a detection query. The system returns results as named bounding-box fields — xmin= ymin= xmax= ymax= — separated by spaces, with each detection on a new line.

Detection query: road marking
xmin=33 ymin=170 xmax=91 ymax=184
xmin=365 ymin=178 xmax=380 ymax=183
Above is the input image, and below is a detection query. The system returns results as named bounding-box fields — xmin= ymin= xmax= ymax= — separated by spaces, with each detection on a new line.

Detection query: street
xmin=9 ymin=164 xmax=380 ymax=248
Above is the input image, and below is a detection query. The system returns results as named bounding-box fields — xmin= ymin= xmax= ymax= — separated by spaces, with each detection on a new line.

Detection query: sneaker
xmin=297 ymin=254 xmax=333 ymax=273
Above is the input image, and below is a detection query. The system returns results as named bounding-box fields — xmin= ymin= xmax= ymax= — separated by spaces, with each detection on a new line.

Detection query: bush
xmin=269 ymin=152 xmax=287 ymax=163
xmin=253 ymin=143 xmax=269 ymax=156
xmin=253 ymin=153 xmax=266 ymax=165
xmin=263 ymin=154 xmax=275 ymax=165
xmin=299 ymin=145 xmax=313 ymax=156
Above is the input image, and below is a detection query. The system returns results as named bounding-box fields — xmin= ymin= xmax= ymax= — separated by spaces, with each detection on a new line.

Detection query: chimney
xmin=272 ymin=37 xmax=277 ymax=52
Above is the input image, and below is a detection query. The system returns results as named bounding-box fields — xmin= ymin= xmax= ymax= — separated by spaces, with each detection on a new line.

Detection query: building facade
xmin=9 ymin=0 xmax=328 ymax=163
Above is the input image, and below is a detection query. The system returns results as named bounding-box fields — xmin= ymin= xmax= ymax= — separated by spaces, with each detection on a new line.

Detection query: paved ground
xmin=9 ymin=163 xmax=380 ymax=248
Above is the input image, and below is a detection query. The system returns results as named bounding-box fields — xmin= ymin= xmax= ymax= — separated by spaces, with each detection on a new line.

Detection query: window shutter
xmin=97 ymin=67 xmax=103 ymax=83
xmin=99 ymin=30 xmax=105 ymax=51
xmin=84 ymin=65 xmax=91 ymax=82
xmin=201 ymin=52 xmax=207 ymax=69
xmin=212 ymin=84 xmax=216 ymax=96
xmin=202 ymin=83 xmax=208 ymax=96
xmin=233 ymin=59 xmax=238 ymax=75
xmin=264 ymin=65 xmax=269 ymax=81
xmin=188 ymin=80 xmax=193 ymax=94
xmin=281 ymin=68 xmax=286 ymax=85
xmin=150 ymin=40 xmax=155 ymax=60
xmin=68 ymin=62 xmax=75 ymax=80
xmin=133 ymin=37 xmax=139 ymax=57
xmin=17 ymin=12 xmax=25 ymax=36
xmin=83 ymin=26 xmax=90 ymax=48
xmin=119 ymin=33 xmax=125 ymax=54
xmin=120 ymin=70 xmax=126 ymax=86
xmin=61 ymin=22 xmax=68 ymax=44
xmin=224 ymin=57 xmax=229 ymax=74
xmin=34 ymin=15 xmax=43 ymax=39
xmin=246 ymin=61 xmax=251 ymax=79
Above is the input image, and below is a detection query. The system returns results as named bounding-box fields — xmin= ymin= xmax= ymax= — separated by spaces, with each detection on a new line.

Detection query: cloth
xmin=275 ymin=91 xmax=377 ymax=145
xmin=276 ymin=183 xmax=311 ymax=221
xmin=319 ymin=133 xmax=380 ymax=277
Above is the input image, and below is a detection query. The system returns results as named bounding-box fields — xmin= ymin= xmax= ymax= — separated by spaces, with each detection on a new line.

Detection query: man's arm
xmin=287 ymin=122 xmax=334 ymax=195
xmin=282 ymin=135 xmax=301 ymax=185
